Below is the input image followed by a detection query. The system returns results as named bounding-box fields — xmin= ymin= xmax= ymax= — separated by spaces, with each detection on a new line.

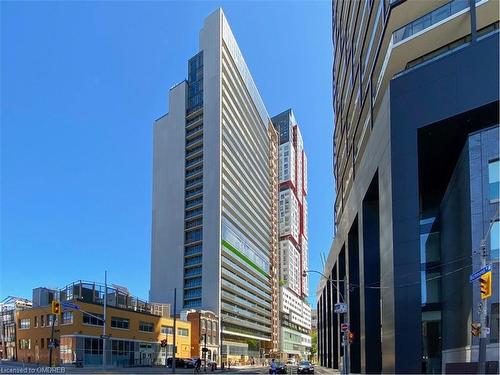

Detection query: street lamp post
xmin=303 ymin=270 xmax=350 ymax=375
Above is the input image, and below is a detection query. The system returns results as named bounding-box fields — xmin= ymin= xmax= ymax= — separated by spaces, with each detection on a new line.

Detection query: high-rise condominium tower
xmin=150 ymin=9 xmax=280 ymax=361
xmin=317 ymin=0 xmax=499 ymax=373
xmin=272 ymin=110 xmax=312 ymax=359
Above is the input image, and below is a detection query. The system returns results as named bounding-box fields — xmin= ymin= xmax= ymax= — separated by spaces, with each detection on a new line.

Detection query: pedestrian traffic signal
xmin=471 ymin=323 xmax=481 ymax=336
xmin=51 ymin=300 xmax=61 ymax=316
xmin=160 ymin=339 xmax=168 ymax=347
xmin=348 ymin=331 xmax=355 ymax=343
xmin=480 ymin=271 xmax=492 ymax=299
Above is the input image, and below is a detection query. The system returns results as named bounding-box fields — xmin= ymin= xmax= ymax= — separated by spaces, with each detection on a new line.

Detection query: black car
xmin=269 ymin=361 xmax=287 ymax=374
xmin=298 ymin=360 xmax=314 ymax=374
xmin=166 ymin=357 xmax=192 ymax=368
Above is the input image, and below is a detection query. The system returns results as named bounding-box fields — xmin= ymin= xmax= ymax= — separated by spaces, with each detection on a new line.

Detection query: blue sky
xmin=1 ymin=1 xmax=334 ymax=306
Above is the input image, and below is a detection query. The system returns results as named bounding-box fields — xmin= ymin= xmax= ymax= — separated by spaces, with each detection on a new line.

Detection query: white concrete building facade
xmin=150 ymin=9 xmax=280 ymax=362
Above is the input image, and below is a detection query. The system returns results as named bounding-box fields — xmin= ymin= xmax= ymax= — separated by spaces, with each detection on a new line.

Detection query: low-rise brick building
xmin=15 ymin=281 xmax=192 ymax=366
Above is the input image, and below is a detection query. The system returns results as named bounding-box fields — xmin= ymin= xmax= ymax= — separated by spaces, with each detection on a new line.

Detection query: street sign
xmin=470 ymin=264 xmax=492 ymax=282
xmin=340 ymin=323 xmax=349 ymax=332
xmin=334 ymin=303 xmax=348 ymax=314
xmin=61 ymin=301 xmax=81 ymax=311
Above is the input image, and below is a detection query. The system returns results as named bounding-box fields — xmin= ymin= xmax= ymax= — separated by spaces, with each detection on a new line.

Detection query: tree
xmin=310 ymin=329 xmax=317 ymax=362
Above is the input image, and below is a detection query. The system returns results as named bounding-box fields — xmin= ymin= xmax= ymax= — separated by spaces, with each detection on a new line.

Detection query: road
xmin=235 ymin=365 xmax=334 ymax=374
xmin=0 ymin=361 xmax=335 ymax=374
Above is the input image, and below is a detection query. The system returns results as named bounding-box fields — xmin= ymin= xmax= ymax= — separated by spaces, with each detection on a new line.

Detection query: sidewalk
xmin=311 ymin=365 xmax=341 ymax=374
xmin=63 ymin=366 xmax=235 ymax=374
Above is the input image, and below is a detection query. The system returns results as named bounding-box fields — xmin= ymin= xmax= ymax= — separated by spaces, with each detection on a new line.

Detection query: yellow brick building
xmin=15 ymin=283 xmax=191 ymax=366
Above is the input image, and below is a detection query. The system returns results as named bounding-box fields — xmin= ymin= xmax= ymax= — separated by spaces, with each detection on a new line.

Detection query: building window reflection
xmin=491 ymin=221 xmax=499 ymax=261
xmin=488 ymin=160 xmax=499 ymax=201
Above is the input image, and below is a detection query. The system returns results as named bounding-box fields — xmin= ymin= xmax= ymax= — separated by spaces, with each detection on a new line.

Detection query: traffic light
xmin=348 ymin=331 xmax=355 ymax=343
xmin=480 ymin=271 xmax=492 ymax=299
xmin=471 ymin=323 xmax=481 ymax=336
xmin=51 ymin=300 xmax=61 ymax=316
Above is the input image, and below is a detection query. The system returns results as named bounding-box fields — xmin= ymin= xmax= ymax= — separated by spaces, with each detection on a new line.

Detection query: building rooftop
xmin=54 ymin=280 xmax=170 ymax=317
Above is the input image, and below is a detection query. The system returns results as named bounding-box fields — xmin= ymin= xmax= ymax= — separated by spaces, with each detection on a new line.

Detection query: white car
xmin=286 ymin=358 xmax=297 ymax=365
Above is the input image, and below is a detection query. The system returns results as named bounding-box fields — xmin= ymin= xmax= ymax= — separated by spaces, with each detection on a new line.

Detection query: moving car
xmin=298 ymin=360 xmax=315 ymax=374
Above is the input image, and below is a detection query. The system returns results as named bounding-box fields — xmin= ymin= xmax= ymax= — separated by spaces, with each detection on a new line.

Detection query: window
xmin=184 ymin=288 xmax=202 ymax=301
xmin=185 ymin=229 xmax=202 ymax=242
xmin=178 ymin=328 xmax=189 ymax=336
xmin=40 ymin=315 xmax=44 ymax=327
xmin=489 ymin=160 xmax=499 ymax=201
xmin=185 ymin=207 xmax=203 ymax=219
xmin=185 ymin=218 xmax=203 ymax=230
xmin=184 ymin=277 xmax=202 ymax=288
xmin=185 ymin=175 xmax=203 ymax=187
xmin=83 ymin=313 xmax=104 ymax=326
xmin=185 ymin=186 xmax=203 ymax=198
xmin=34 ymin=316 xmax=38 ymax=328
xmin=184 ymin=266 xmax=202 ymax=277
xmin=139 ymin=321 xmax=154 ymax=333
xmin=420 ymin=232 xmax=441 ymax=264
xmin=186 ymin=197 xmax=203 ymax=209
xmin=185 ymin=244 xmax=202 ymax=256
xmin=491 ymin=221 xmax=499 ymax=261
xmin=47 ymin=314 xmax=58 ymax=326
xmin=111 ymin=340 xmax=131 ymax=356
xmin=185 ymin=256 xmax=202 ymax=267
xmin=84 ymin=338 xmax=102 ymax=355
xmin=201 ymin=320 xmax=206 ymax=330
xmin=41 ymin=338 xmax=44 ymax=349
xmin=183 ymin=299 xmax=201 ymax=308
xmin=111 ymin=317 xmax=129 ymax=330
xmin=161 ymin=325 xmax=173 ymax=335
xmin=393 ymin=0 xmax=475 ymax=43
xmin=19 ymin=318 xmax=30 ymax=329
xmin=421 ymin=271 xmax=441 ymax=305
xmin=19 ymin=339 xmax=30 ymax=349
xmin=186 ymin=165 xmax=203 ymax=178
xmin=61 ymin=311 xmax=73 ymax=325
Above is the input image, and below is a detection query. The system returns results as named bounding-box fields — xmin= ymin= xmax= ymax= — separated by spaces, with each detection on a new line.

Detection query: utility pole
xmin=48 ymin=313 xmax=56 ymax=366
xmin=343 ymin=276 xmax=350 ymax=375
xmin=103 ymin=270 xmax=107 ymax=370
xmin=203 ymin=333 xmax=207 ymax=372
xmin=0 ymin=304 xmax=5 ymax=360
xmin=304 ymin=270 xmax=349 ymax=374
xmin=478 ymin=240 xmax=488 ymax=375
xmin=172 ymin=288 xmax=177 ymax=373
xmin=48 ymin=299 xmax=60 ymax=367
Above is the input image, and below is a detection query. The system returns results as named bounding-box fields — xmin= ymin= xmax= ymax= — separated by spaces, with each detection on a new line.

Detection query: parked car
xmin=269 ymin=361 xmax=287 ymax=374
xmin=166 ymin=357 xmax=193 ymax=368
xmin=183 ymin=358 xmax=196 ymax=368
xmin=298 ymin=360 xmax=315 ymax=374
